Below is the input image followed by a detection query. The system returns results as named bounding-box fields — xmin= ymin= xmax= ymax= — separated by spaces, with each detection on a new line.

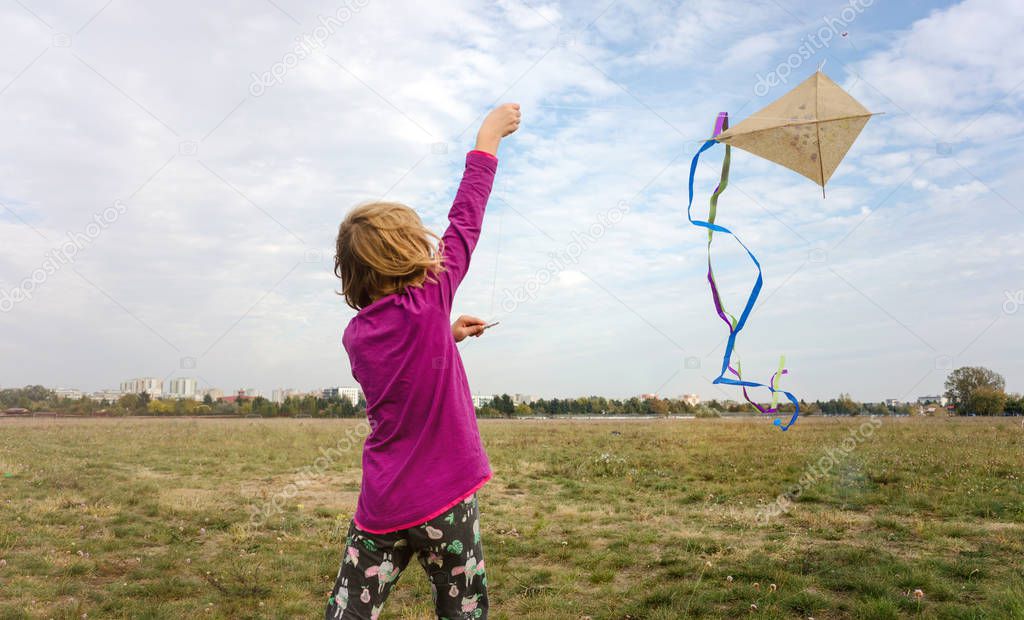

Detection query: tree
xmin=894 ymin=403 xmax=915 ymax=416
xmin=493 ymin=394 xmax=514 ymax=417
xmin=864 ymin=402 xmax=888 ymax=416
xmin=800 ymin=400 xmax=820 ymax=415
xmin=1 ymin=385 xmax=55 ymax=410
xmin=117 ymin=393 xmax=141 ymax=413
xmin=1005 ymin=394 xmax=1024 ymax=416
xmin=968 ymin=386 xmax=1007 ymax=417
xmin=476 ymin=405 xmax=502 ymax=418
xmin=147 ymin=399 xmax=174 ymax=415
xmin=646 ymin=398 xmax=669 ymax=417
xmin=693 ymin=404 xmax=720 ymax=418
xmin=250 ymin=396 xmax=275 ymax=418
xmin=837 ymin=393 xmax=860 ymax=416
xmin=944 ymin=366 xmax=1006 ymax=415
xmin=214 ymin=401 xmax=239 ymax=416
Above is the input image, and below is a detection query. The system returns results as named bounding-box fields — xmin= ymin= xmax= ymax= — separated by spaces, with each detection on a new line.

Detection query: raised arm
xmin=436 ymin=104 xmax=520 ymax=307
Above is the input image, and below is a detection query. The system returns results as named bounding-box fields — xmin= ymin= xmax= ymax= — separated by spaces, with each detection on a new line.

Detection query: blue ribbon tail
xmin=686 ymin=138 xmax=801 ymax=431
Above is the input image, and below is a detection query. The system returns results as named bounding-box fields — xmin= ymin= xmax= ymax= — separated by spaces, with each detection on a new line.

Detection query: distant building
xmin=639 ymin=393 xmax=658 ymax=400
xmin=917 ymin=395 xmax=948 ymax=406
xmin=272 ymin=388 xmax=294 ymax=403
xmin=200 ymin=388 xmax=224 ymax=401
xmin=167 ymin=378 xmax=198 ymax=400
xmin=54 ymin=388 xmax=82 ymax=400
xmin=322 ymin=387 xmax=362 ymax=405
xmin=511 ymin=393 xmax=534 ymax=406
xmin=120 ymin=377 xmax=163 ymax=397
xmin=339 ymin=387 xmax=361 ymax=405
xmin=273 ymin=388 xmax=315 ymax=403
xmin=680 ymin=393 xmax=700 ymax=407
xmin=220 ymin=390 xmax=256 ymax=404
xmin=241 ymin=388 xmax=262 ymax=398
xmin=472 ymin=394 xmax=491 ymax=408
xmin=884 ymin=398 xmax=902 ymax=408
xmin=89 ymin=389 xmax=123 ymax=403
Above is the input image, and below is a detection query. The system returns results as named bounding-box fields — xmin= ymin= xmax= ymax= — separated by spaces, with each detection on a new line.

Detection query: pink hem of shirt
xmin=468 ymin=149 xmax=498 ymax=161
xmin=354 ymin=471 xmax=493 ymax=535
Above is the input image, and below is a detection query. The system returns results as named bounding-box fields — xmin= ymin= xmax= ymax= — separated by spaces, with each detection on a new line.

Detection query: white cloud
xmin=0 ymin=0 xmax=1021 ymax=403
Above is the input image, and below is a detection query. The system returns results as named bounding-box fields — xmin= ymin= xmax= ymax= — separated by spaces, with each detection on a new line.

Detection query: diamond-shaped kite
xmin=684 ymin=70 xmax=876 ymax=431
xmin=716 ymin=71 xmax=875 ymax=190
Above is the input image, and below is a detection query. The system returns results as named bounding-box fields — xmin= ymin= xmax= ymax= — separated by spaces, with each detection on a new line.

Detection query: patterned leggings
xmin=325 ymin=494 xmax=487 ymax=620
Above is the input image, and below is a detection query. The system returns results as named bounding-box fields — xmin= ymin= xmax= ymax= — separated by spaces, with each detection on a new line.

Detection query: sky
xmin=1 ymin=0 xmax=1022 ymax=402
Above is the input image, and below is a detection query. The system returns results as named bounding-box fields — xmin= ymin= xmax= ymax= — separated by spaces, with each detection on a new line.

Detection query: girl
xmin=327 ymin=103 xmax=521 ymax=619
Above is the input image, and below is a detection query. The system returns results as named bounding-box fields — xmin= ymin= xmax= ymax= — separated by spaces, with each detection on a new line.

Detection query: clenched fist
xmin=475 ymin=103 xmax=521 ymax=155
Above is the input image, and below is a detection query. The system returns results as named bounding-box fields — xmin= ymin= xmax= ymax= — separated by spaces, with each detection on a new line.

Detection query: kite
xmin=686 ymin=70 xmax=876 ymax=430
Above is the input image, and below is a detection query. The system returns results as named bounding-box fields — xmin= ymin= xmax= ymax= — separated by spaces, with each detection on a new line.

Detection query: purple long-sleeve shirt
xmin=343 ymin=150 xmax=497 ymax=533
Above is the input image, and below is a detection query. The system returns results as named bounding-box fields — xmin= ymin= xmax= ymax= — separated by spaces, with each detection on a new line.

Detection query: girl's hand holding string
xmin=452 ymin=315 xmax=497 ymax=342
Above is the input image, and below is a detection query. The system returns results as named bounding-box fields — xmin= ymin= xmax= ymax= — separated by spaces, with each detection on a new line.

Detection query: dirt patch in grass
xmin=238 ymin=471 xmax=360 ymax=511
xmin=158 ymin=488 xmax=228 ymax=512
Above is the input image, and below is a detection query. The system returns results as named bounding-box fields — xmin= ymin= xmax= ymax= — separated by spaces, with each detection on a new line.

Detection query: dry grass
xmin=0 ymin=416 xmax=1021 ymax=619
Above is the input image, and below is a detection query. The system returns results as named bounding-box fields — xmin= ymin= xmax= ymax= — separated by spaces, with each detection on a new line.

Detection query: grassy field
xmin=0 ymin=417 xmax=1021 ymax=619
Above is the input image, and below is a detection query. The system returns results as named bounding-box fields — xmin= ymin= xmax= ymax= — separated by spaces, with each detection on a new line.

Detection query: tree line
xmin=477 ymin=394 xmax=917 ymax=418
xmin=0 ymin=389 xmax=365 ymax=418
xmin=2 ymin=366 xmax=1021 ymax=418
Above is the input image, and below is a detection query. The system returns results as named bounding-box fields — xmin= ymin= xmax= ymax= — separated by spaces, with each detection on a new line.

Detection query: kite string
xmin=686 ymin=114 xmax=801 ymax=431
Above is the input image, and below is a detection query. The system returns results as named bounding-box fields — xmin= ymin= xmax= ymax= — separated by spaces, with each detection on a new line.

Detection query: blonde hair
xmin=334 ymin=201 xmax=444 ymax=310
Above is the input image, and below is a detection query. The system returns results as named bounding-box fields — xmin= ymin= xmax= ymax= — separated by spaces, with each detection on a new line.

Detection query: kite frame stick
xmin=715 ymin=113 xmax=879 ymax=137
xmin=813 ymin=72 xmax=827 ymax=198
